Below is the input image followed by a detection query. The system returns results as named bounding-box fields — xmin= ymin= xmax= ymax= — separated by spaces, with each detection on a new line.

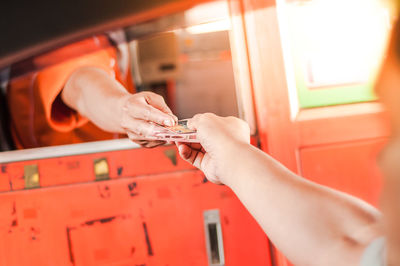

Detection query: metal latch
xmin=93 ymin=158 xmax=110 ymax=181
xmin=204 ymin=209 xmax=225 ymax=266
xmin=24 ymin=164 xmax=40 ymax=189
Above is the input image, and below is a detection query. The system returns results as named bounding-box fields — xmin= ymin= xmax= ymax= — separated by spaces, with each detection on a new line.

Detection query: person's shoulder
xmin=360 ymin=237 xmax=386 ymax=266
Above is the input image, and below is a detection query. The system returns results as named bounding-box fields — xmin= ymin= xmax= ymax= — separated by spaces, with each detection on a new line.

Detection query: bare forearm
xmin=62 ymin=66 xmax=129 ymax=133
xmin=223 ymin=143 xmax=382 ymax=266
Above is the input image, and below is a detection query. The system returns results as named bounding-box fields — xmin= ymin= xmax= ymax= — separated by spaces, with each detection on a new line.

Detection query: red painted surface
xmin=0 ymin=146 xmax=193 ymax=192
xmin=0 ymin=146 xmax=271 ymax=266
xmin=300 ymin=138 xmax=386 ymax=207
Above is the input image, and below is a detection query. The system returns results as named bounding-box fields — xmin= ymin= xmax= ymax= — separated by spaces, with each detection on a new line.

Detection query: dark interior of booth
xmin=0 ymin=1 xmax=240 ymax=151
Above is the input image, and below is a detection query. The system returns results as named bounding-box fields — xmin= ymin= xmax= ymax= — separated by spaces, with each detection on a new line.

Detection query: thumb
xmin=144 ymin=93 xmax=178 ymax=122
xmin=187 ymin=117 xmax=198 ymax=131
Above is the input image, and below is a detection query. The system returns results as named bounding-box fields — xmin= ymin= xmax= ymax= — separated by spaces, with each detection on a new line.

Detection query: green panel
xmin=292 ymin=33 xmax=379 ymax=109
xmin=296 ymin=71 xmax=378 ymax=109
xmin=284 ymin=1 xmax=389 ymax=109
xmin=298 ymin=84 xmax=377 ymax=109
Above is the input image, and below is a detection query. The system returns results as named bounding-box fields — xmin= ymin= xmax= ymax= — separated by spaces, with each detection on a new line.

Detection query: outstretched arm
xmin=62 ymin=66 xmax=177 ymax=146
xmin=177 ymin=114 xmax=382 ymax=266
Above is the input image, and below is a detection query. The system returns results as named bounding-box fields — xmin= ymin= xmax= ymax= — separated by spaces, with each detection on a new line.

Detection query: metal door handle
xmin=204 ymin=209 xmax=225 ymax=266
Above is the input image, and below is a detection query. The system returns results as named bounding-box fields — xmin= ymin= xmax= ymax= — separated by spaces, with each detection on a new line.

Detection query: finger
xmin=187 ymin=113 xmax=210 ymax=130
xmin=176 ymin=142 xmax=202 ymax=151
xmin=143 ymin=93 xmax=178 ymax=121
xmin=132 ymin=139 xmax=165 ymax=148
xmin=188 ymin=142 xmax=203 ymax=151
xmin=177 ymin=143 xmax=191 ymax=160
xmin=126 ymin=131 xmax=149 ymax=141
xmin=144 ymin=92 xmax=172 ymax=113
xmin=187 ymin=116 xmax=199 ymax=130
xmin=125 ymin=103 xmax=175 ymax=127
xmin=142 ymin=140 xmax=166 ymax=148
xmin=177 ymin=143 xmax=204 ymax=169
xmin=126 ymin=131 xmax=147 ymax=145
xmin=200 ymin=146 xmax=206 ymax=153
xmin=122 ymin=119 xmax=157 ymax=139
xmin=126 ymin=131 xmax=165 ymax=147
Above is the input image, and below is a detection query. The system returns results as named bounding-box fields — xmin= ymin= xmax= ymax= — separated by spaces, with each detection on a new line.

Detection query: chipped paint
xmin=117 ymin=167 xmax=123 ymax=176
xmin=1 ymin=164 xmax=7 ymax=173
xmin=66 ymin=227 xmax=75 ymax=265
xmin=163 ymin=149 xmax=177 ymax=166
xmin=128 ymin=182 xmax=138 ymax=197
xmin=97 ymin=185 xmax=111 ymax=199
xmin=83 ymin=216 xmax=117 ymax=227
xmin=142 ymin=222 xmax=153 ymax=256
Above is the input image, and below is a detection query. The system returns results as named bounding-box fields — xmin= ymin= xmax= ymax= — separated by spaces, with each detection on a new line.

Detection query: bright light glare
xmin=286 ymin=0 xmax=391 ymax=87
xmin=185 ymin=1 xmax=230 ymax=25
xmin=185 ymin=20 xmax=231 ymax=35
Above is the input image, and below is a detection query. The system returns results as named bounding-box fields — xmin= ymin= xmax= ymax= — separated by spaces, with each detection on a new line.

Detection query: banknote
xmin=144 ymin=119 xmax=199 ymax=143
xmin=154 ymin=132 xmax=199 ymax=142
xmin=163 ymin=119 xmax=196 ymax=134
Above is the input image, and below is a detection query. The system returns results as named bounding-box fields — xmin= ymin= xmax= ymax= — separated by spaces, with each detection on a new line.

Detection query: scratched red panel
xmin=0 ymin=145 xmax=194 ymax=192
xmin=0 ymin=170 xmax=271 ymax=266
xmin=0 ymin=164 xmax=11 ymax=191
xmin=69 ymin=216 xmax=149 ymax=266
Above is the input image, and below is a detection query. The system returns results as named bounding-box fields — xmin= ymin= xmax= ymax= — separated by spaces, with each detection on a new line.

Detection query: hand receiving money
xmin=135 ymin=112 xmax=251 ymax=185
xmin=176 ymin=113 xmax=250 ymax=184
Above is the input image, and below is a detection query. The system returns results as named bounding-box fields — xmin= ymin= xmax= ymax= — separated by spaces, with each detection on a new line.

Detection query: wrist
xmin=218 ymin=141 xmax=253 ymax=186
xmin=116 ymin=92 xmax=131 ymax=123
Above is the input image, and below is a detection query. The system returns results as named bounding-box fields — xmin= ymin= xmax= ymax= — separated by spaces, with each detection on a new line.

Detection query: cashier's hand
xmin=120 ymin=91 xmax=177 ymax=148
xmin=176 ymin=113 xmax=250 ymax=184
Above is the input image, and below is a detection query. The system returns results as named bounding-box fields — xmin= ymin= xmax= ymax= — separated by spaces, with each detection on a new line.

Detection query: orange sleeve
xmin=35 ymin=38 xmax=117 ymax=133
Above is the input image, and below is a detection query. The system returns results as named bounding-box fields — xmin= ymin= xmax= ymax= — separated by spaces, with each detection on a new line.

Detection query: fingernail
xmin=178 ymin=145 xmax=185 ymax=157
xmin=164 ymin=120 xmax=173 ymax=126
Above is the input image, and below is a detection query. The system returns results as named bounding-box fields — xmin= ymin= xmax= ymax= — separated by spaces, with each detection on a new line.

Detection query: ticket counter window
xmin=0 ymin=0 xmax=242 ymax=150
xmin=127 ymin=9 xmax=238 ymax=119
xmin=279 ymin=0 xmax=392 ymax=108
